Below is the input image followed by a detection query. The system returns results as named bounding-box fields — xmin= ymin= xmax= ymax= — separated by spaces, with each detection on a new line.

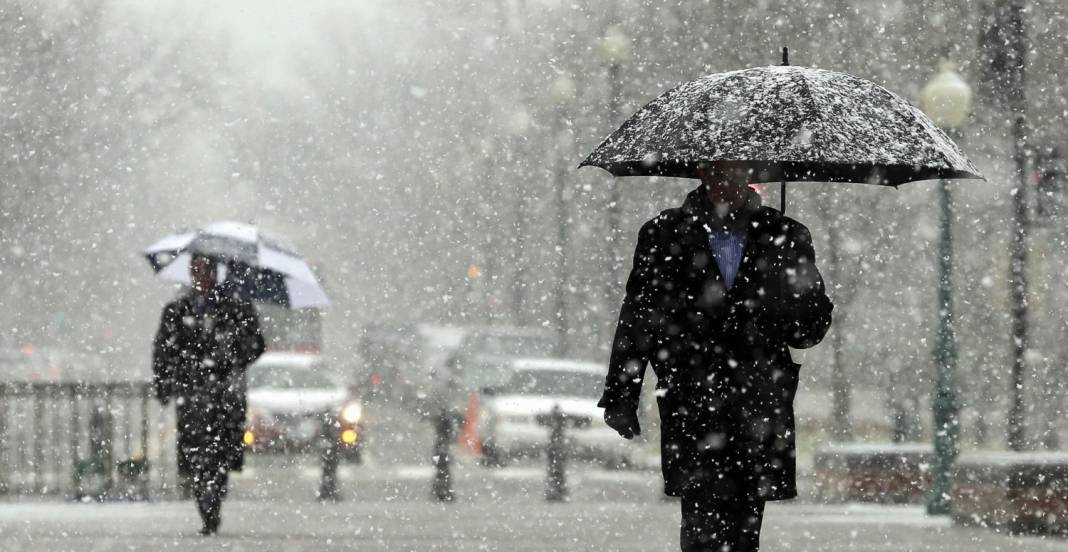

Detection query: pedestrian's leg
xmin=198 ymin=464 xmax=228 ymax=535
xmin=176 ymin=441 xmax=193 ymax=500
xmin=190 ymin=448 xmax=227 ymax=536
xmin=734 ymin=498 xmax=766 ymax=552
xmin=680 ymin=480 xmax=733 ymax=552
xmin=210 ymin=469 xmax=229 ymax=532
xmin=191 ymin=468 xmax=213 ymax=535
xmin=195 ymin=474 xmax=218 ymax=534
xmin=175 ymin=405 xmax=195 ymax=500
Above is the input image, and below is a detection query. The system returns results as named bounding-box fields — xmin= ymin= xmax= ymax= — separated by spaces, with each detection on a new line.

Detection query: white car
xmin=245 ymin=352 xmax=363 ymax=455
xmin=476 ymin=358 xmax=633 ymax=467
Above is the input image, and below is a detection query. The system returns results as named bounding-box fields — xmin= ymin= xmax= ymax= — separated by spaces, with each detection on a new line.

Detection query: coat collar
xmin=181 ymin=285 xmax=243 ymax=309
xmin=677 ymin=186 xmax=781 ymax=288
xmin=680 ymin=185 xmax=763 ymax=233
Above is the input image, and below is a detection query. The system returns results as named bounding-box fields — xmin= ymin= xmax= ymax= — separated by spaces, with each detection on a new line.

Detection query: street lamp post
xmin=508 ymin=108 xmax=532 ymax=325
xmin=476 ymin=139 xmax=501 ymax=321
xmin=920 ymin=61 xmax=972 ymax=515
xmin=597 ymin=25 xmax=631 ymax=345
xmin=549 ymin=75 xmax=577 ymax=356
xmin=1002 ymin=0 xmax=1031 ymax=453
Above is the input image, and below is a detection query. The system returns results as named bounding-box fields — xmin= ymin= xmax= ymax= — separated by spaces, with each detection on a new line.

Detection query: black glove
xmin=155 ymin=384 xmax=172 ymax=406
xmin=603 ymin=408 xmax=641 ymax=440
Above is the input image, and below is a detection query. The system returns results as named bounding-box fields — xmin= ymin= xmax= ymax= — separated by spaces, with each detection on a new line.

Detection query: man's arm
xmin=767 ymin=222 xmax=834 ymax=349
xmin=598 ymin=219 xmax=663 ymax=434
xmin=236 ymin=302 xmax=266 ymax=367
xmin=152 ymin=304 xmax=180 ymax=404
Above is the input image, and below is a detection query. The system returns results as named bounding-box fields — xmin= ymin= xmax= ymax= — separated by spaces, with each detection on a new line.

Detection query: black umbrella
xmin=581 ymin=49 xmax=983 ymax=210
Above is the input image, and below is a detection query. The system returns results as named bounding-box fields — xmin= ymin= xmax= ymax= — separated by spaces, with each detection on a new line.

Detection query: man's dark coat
xmin=599 ymin=186 xmax=833 ymax=500
xmin=153 ymin=286 xmax=265 ymax=476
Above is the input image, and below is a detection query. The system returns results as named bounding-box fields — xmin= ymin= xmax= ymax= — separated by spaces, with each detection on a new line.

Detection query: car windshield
xmin=502 ymin=369 xmax=602 ymax=398
xmin=469 ymin=334 xmax=555 ymax=357
xmin=248 ymin=366 xmax=335 ymax=390
xmin=461 ymin=361 xmax=514 ymax=389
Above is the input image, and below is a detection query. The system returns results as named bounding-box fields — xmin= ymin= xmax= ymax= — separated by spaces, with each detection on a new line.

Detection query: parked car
xmin=475 ymin=358 xmax=633 ymax=468
xmin=442 ymin=326 xmax=558 ymax=397
xmin=244 ymin=352 xmax=366 ymax=461
xmin=358 ymin=322 xmax=467 ymax=407
xmin=452 ymin=326 xmax=559 ymax=368
xmin=395 ymin=325 xmax=558 ymax=420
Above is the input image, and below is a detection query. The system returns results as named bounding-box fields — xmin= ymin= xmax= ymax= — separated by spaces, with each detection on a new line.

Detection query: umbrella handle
xmin=780 ymin=45 xmax=789 ymax=215
xmin=780 ymin=180 xmax=787 ymax=215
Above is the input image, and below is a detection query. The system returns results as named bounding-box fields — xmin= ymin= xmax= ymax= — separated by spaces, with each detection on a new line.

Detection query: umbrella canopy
xmin=580 ymin=65 xmax=982 ymax=186
xmin=144 ymin=221 xmax=329 ymax=309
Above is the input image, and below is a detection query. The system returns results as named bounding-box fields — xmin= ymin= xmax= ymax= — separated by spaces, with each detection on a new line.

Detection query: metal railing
xmin=0 ymin=381 xmax=177 ymax=498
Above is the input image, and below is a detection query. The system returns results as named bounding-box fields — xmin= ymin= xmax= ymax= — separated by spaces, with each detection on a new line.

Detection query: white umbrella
xmin=144 ymin=221 xmax=329 ymax=309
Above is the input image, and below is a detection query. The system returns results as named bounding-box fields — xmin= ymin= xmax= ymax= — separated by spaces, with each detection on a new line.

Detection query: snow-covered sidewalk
xmin=1 ymin=499 xmax=1066 ymax=551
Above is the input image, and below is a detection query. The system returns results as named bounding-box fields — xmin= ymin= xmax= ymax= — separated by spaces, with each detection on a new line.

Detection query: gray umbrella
xmin=580 ymin=60 xmax=983 ymax=193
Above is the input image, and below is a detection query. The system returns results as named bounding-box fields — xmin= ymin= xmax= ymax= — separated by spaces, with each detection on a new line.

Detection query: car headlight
xmin=340 ymin=402 xmax=363 ymax=424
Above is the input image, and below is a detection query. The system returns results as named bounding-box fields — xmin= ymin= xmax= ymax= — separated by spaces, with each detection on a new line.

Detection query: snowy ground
xmin=2 ymin=496 xmax=1064 ymax=551
xmin=1 ymin=454 xmax=1066 ymax=551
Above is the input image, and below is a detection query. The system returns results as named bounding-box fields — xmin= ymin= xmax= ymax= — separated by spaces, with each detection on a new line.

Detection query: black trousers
xmin=680 ymin=477 xmax=766 ymax=552
xmin=191 ymin=451 xmax=229 ymax=531
xmin=184 ymin=423 xmax=232 ymax=530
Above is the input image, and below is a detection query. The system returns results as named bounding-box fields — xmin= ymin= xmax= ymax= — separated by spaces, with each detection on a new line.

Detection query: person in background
xmin=599 ymin=163 xmax=833 ymax=551
xmin=153 ymin=254 xmax=264 ymax=535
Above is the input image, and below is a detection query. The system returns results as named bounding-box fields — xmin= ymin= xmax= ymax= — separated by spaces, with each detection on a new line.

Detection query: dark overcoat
xmin=598 ymin=186 xmax=833 ymax=500
xmin=152 ymin=287 xmax=265 ymax=475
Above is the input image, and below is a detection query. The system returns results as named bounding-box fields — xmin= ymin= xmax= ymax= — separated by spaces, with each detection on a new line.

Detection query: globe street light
xmin=919 ymin=60 xmax=971 ymax=515
xmin=921 ymin=62 xmax=973 ymax=128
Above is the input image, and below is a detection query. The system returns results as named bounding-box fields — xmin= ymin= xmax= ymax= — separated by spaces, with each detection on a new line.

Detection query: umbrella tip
xmin=781 ymin=47 xmax=789 ymax=66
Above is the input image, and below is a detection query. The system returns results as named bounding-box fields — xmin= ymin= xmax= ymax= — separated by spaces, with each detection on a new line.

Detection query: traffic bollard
xmin=73 ymin=405 xmax=114 ymax=501
xmin=544 ymin=405 xmax=568 ymax=502
xmin=318 ymin=413 xmax=341 ymax=501
xmin=114 ymin=457 xmax=149 ymax=501
xmin=431 ymin=409 xmax=455 ymax=502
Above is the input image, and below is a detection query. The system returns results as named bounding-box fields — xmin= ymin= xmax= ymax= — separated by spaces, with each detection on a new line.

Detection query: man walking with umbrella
xmin=586 ymin=54 xmax=982 ymax=550
xmin=153 ymin=254 xmax=265 ymax=535
xmin=598 ymin=162 xmax=833 ymax=551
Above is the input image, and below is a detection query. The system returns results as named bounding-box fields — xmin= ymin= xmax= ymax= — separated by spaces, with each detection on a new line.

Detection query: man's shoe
xmin=207 ymin=514 xmax=221 ymax=534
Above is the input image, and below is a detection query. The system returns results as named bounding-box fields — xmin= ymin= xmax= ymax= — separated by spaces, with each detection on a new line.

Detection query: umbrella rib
xmin=792 ymin=68 xmax=821 ymax=179
xmin=918 ymin=109 xmax=964 ymax=176
xmin=796 ymin=69 xmax=819 ymax=144
xmin=880 ymin=84 xmax=973 ymax=179
xmin=888 ymin=96 xmax=957 ymax=177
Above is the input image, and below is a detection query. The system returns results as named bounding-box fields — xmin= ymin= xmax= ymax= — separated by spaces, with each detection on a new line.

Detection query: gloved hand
xmin=603 ymin=408 xmax=641 ymax=440
xmin=155 ymin=384 xmax=172 ymax=406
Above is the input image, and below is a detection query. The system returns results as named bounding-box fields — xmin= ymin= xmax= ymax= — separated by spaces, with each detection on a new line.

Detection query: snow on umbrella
xmin=580 ymin=63 xmax=983 ymax=189
xmin=144 ymin=221 xmax=329 ymax=309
